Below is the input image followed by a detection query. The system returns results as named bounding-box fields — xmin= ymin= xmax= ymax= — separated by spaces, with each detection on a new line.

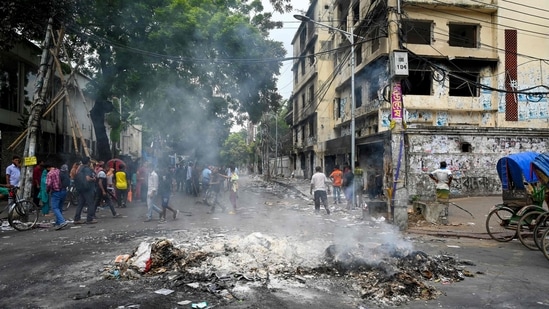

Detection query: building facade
xmin=292 ymin=0 xmax=549 ymax=214
xmin=0 ymin=40 xmax=97 ymax=170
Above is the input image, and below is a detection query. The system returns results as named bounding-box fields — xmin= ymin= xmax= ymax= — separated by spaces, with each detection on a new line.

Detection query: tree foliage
xmin=220 ymin=131 xmax=253 ymax=167
xmin=0 ymin=0 xmax=292 ymax=162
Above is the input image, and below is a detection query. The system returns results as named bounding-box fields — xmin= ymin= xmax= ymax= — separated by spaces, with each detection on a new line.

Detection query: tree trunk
xmin=90 ymin=99 xmax=113 ymax=161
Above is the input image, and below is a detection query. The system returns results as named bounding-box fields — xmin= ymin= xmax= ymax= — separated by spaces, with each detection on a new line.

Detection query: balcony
xmin=402 ymin=0 xmax=497 ymax=13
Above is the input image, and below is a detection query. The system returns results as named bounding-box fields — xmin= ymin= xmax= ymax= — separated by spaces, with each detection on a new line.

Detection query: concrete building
xmin=292 ymin=0 xmax=549 ymax=221
xmin=0 ymin=39 xmax=97 ymax=167
xmin=1 ymin=39 xmax=142 ymax=172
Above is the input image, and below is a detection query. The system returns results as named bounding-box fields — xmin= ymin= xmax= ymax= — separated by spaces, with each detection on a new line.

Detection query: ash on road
xmin=0 ymin=175 xmax=532 ymax=309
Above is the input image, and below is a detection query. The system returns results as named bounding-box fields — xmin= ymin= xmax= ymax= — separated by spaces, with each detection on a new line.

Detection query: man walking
xmin=144 ymin=165 xmax=162 ymax=222
xmin=201 ymin=165 xmax=212 ymax=202
xmin=46 ymin=163 xmax=69 ymax=230
xmin=158 ymin=167 xmax=178 ymax=222
xmin=32 ymin=159 xmax=44 ymax=208
xmin=115 ymin=164 xmax=129 ymax=208
xmin=329 ymin=165 xmax=343 ymax=204
xmin=342 ymin=165 xmax=354 ymax=210
xmin=73 ymin=156 xmax=98 ymax=224
xmin=96 ymin=165 xmax=121 ymax=218
xmin=310 ymin=166 xmax=331 ymax=215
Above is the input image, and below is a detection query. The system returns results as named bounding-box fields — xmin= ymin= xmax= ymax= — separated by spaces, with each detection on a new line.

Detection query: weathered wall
xmin=405 ymin=127 xmax=549 ymax=201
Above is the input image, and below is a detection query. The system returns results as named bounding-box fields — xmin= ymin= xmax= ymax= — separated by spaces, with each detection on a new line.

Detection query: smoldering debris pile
xmin=321 ymin=243 xmax=474 ymax=306
xmin=102 ymin=234 xmax=475 ymax=307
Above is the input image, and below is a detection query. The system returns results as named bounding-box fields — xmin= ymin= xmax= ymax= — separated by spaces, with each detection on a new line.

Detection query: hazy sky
xmin=263 ymin=0 xmax=310 ymax=100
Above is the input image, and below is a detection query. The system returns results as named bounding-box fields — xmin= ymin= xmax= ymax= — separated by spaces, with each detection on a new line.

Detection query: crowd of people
xmin=2 ymin=154 xmax=241 ymax=229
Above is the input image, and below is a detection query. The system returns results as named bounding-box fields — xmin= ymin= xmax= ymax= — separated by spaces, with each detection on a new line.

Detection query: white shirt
xmin=6 ymin=163 xmax=21 ymax=186
xmin=311 ymin=172 xmax=329 ymax=192
xmin=148 ymin=170 xmax=158 ymax=194
xmin=430 ymin=168 xmax=452 ymax=190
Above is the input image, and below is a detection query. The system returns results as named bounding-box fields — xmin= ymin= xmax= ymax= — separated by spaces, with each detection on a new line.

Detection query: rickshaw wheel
xmin=540 ymin=227 xmax=549 ymax=261
xmin=533 ymin=212 xmax=549 ymax=250
xmin=517 ymin=210 xmax=544 ymax=250
xmin=486 ymin=207 xmax=516 ymax=242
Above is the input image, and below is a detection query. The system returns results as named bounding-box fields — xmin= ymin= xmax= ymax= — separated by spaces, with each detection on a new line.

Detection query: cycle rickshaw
xmin=486 ymin=151 xmax=547 ymax=245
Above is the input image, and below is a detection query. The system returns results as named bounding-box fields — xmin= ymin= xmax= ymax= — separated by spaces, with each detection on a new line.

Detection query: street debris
xmin=102 ymin=228 xmax=475 ymax=307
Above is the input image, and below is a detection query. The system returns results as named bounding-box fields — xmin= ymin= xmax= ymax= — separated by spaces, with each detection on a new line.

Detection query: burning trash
xmin=101 ymin=231 xmax=476 ymax=307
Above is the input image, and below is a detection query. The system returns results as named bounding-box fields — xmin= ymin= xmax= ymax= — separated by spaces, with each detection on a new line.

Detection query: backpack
xmin=74 ymin=166 xmax=91 ymax=191
xmin=60 ymin=171 xmax=71 ymax=189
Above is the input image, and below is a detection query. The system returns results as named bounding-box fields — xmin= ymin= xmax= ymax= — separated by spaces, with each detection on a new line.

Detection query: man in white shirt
xmin=429 ymin=161 xmax=453 ymax=201
xmin=6 ymin=155 xmax=21 ymax=188
xmin=310 ymin=166 xmax=331 ymax=215
xmin=144 ymin=165 xmax=162 ymax=222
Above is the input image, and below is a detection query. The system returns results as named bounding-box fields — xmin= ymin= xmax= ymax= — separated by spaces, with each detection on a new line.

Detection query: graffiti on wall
xmin=407 ymin=133 xmax=549 ymax=197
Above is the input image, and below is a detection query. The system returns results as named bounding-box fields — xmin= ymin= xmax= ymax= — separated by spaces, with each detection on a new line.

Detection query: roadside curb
xmin=407 ymin=228 xmax=493 ymax=240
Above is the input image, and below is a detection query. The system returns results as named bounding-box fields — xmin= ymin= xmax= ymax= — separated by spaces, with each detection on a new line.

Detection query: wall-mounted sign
xmin=391 ymin=50 xmax=409 ymax=77
xmin=24 ymin=156 xmax=37 ymax=166
xmin=391 ymin=82 xmax=403 ymax=121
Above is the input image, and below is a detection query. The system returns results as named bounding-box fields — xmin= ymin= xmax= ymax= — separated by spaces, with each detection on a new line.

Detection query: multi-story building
xmin=292 ymin=0 xmax=549 ymax=219
xmin=0 ymin=39 xmax=97 ymax=168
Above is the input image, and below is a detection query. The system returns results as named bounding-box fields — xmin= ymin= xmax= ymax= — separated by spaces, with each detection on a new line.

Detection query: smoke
xmin=328 ymin=220 xmax=414 ymax=269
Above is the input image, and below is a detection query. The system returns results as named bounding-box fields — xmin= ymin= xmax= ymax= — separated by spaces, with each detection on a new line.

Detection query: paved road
xmin=0 ymin=175 xmax=548 ymax=308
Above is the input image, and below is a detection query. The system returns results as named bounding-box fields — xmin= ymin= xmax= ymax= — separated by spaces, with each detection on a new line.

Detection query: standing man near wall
xmin=429 ymin=161 xmax=453 ymax=224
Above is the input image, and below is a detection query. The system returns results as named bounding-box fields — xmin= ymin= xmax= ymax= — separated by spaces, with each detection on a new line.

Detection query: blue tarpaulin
xmin=532 ymin=153 xmax=549 ymax=184
xmin=496 ymin=151 xmax=539 ymax=190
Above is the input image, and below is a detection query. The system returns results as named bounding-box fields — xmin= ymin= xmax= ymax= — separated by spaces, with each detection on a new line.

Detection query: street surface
xmin=0 ymin=175 xmax=548 ymax=308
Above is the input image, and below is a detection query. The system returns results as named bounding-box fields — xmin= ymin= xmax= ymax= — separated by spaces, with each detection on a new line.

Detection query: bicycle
xmin=3 ymin=187 xmax=40 ymax=231
xmin=63 ymin=184 xmax=79 ymax=210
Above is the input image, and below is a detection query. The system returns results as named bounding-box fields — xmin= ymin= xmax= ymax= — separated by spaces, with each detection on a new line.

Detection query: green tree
xmin=220 ymin=131 xmax=253 ymax=168
xmin=0 ymin=0 xmax=293 ymax=161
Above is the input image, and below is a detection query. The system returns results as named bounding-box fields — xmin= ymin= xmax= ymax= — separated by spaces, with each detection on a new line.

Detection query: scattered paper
xmin=154 ymin=288 xmax=174 ymax=295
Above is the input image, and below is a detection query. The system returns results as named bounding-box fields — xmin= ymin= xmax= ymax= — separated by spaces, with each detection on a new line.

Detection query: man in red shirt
xmin=32 ymin=159 xmax=44 ymax=207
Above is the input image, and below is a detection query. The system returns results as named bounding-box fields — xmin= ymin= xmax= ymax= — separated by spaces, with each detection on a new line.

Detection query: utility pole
xmin=388 ymin=0 xmax=409 ymax=230
xmin=20 ymin=19 xmax=56 ymax=200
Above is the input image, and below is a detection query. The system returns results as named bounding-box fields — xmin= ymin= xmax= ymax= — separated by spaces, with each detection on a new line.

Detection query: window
xmin=355 ymin=87 xmax=363 ymax=108
xmin=308 ymin=47 xmax=315 ymax=66
xmin=308 ymin=85 xmax=314 ymax=104
xmin=309 ymin=118 xmax=315 ymax=137
xmin=355 ymin=43 xmax=362 ymax=65
xmin=449 ymin=72 xmax=479 ymax=97
xmin=402 ymin=20 xmax=432 ymax=45
xmin=301 ymin=93 xmax=306 ymax=108
xmin=340 ymin=97 xmax=347 ymax=118
xmin=449 ymin=24 xmax=478 ymax=48
xmin=299 ymin=29 xmax=306 ymax=49
xmin=369 ymin=26 xmax=380 ymax=53
xmin=353 ymin=3 xmax=360 ymax=24
xmin=461 ymin=142 xmax=472 ymax=152
xmin=301 ymin=60 xmax=305 ymax=76
xmin=335 ymin=98 xmax=341 ymax=119
xmin=0 ymin=57 xmax=19 ymax=112
xmin=402 ymin=70 xmax=432 ymax=95
xmin=368 ymin=78 xmax=381 ymax=101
